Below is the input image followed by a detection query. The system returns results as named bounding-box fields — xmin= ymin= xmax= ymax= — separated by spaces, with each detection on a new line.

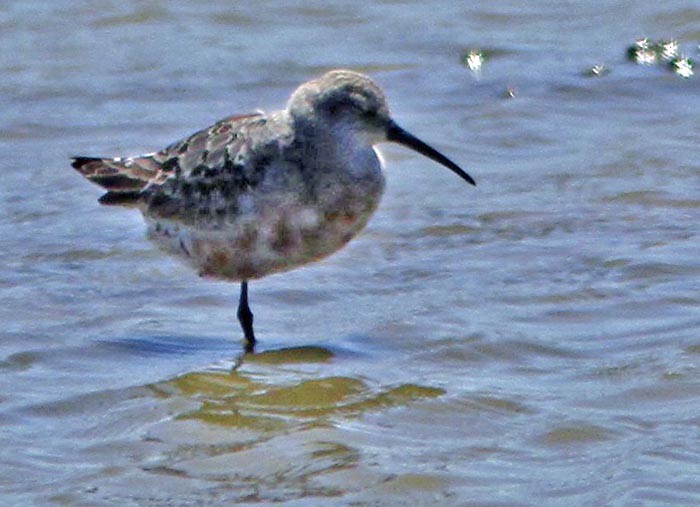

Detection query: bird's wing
xmin=71 ymin=113 xmax=268 ymax=209
xmin=155 ymin=113 xmax=266 ymax=180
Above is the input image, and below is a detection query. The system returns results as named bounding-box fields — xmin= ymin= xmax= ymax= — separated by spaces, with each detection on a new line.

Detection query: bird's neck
xmin=295 ymin=116 xmax=382 ymax=180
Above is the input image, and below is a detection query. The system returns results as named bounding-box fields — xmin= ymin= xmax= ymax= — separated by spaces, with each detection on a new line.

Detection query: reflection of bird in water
xmin=72 ymin=70 xmax=476 ymax=352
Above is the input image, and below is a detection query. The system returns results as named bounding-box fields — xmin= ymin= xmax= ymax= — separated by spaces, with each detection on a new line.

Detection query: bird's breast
xmin=146 ymin=169 xmax=385 ymax=281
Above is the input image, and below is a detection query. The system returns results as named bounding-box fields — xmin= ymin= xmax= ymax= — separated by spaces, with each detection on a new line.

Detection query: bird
xmin=71 ymin=69 xmax=476 ymax=352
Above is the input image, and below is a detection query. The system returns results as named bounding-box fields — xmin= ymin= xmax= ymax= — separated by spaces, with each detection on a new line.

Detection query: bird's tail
xmin=70 ymin=155 xmax=158 ymax=206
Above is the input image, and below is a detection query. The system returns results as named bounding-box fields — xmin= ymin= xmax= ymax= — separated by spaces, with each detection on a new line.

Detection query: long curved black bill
xmin=386 ymin=122 xmax=476 ymax=186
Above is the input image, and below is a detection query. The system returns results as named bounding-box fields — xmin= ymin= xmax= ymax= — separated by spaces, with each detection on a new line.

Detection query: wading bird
xmin=72 ymin=70 xmax=476 ymax=352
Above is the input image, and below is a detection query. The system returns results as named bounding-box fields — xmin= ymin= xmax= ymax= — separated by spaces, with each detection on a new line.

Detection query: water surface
xmin=1 ymin=0 xmax=699 ymax=505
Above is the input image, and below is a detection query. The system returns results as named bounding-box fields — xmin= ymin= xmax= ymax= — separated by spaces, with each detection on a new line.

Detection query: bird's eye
xmin=360 ymin=108 xmax=376 ymax=119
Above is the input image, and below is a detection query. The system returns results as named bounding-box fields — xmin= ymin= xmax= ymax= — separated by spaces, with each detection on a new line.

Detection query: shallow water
xmin=2 ymin=0 xmax=700 ymax=505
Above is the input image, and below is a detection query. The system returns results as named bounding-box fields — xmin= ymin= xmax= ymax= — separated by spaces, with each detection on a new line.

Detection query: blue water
xmin=1 ymin=1 xmax=699 ymax=505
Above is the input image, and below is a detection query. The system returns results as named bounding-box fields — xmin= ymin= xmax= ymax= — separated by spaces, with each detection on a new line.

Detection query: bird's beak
xmin=386 ymin=122 xmax=476 ymax=186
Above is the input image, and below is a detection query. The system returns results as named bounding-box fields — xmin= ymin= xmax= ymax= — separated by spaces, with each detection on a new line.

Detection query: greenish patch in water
xmin=148 ymin=346 xmax=445 ymax=431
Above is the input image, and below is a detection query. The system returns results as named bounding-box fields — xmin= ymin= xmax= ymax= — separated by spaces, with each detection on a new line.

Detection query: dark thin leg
xmin=237 ymin=281 xmax=256 ymax=353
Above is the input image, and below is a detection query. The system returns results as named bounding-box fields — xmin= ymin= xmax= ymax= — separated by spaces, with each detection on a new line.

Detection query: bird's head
xmin=288 ymin=70 xmax=476 ymax=186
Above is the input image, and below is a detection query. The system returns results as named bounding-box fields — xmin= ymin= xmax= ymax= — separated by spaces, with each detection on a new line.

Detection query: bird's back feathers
xmin=71 ymin=112 xmax=268 ymax=207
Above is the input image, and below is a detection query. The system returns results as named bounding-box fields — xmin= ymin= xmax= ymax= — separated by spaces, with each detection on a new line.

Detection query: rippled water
xmin=2 ymin=0 xmax=700 ymax=505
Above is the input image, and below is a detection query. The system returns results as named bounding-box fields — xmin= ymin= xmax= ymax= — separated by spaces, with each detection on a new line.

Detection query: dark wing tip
xmin=70 ymin=156 xmax=102 ymax=171
xmin=70 ymin=156 xmax=150 ymax=204
xmin=98 ymin=191 xmax=143 ymax=206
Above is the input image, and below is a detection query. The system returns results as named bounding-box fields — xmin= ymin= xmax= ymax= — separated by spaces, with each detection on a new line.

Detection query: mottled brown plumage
xmin=72 ymin=113 xmax=265 ymax=207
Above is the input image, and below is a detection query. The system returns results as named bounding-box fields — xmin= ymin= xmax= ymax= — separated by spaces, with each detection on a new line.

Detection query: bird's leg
xmin=237 ymin=281 xmax=256 ymax=353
